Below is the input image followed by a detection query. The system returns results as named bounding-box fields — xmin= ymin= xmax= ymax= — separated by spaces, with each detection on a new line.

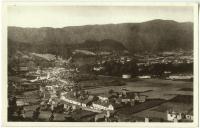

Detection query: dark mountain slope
xmin=8 ymin=19 xmax=193 ymax=53
xmin=72 ymin=39 xmax=127 ymax=52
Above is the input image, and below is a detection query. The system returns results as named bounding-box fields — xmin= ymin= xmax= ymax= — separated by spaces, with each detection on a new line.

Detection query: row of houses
xmin=60 ymin=94 xmax=114 ymax=112
xmin=167 ymin=75 xmax=193 ymax=80
xmin=58 ymin=89 xmax=147 ymax=114
xmin=167 ymin=110 xmax=193 ymax=122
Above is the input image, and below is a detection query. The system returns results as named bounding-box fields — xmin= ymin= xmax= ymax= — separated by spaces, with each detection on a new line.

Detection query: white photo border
xmin=1 ymin=1 xmax=199 ymax=127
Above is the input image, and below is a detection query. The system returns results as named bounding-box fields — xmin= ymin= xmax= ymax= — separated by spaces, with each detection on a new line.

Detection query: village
xmin=7 ymin=49 xmax=193 ymax=122
xmin=92 ymin=50 xmax=193 ymax=80
xmin=8 ymin=65 xmax=148 ymax=122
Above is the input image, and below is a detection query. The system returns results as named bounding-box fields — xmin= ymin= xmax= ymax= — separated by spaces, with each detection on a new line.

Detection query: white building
xmin=45 ymin=86 xmax=53 ymax=91
xmin=60 ymin=96 xmax=81 ymax=106
xmin=185 ymin=109 xmax=193 ymax=121
xmin=138 ymin=76 xmax=151 ymax=79
xmin=168 ymin=75 xmax=193 ymax=80
xmin=60 ymin=94 xmax=114 ymax=112
xmin=93 ymin=67 xmax=104 ymax=71
xmin=145 ymin=117 xmax=149 ymax=122
xmin=122 ymin=74 xmax=131 ymax=79
xmin=185 ymin=114 xmax=193 ymax=121
xmin=167 ymin=111 xmax=182 ymax=122
xmin=92 ymin=103 xmax=114 ymax=111
xmin=98 ymin=96 xmax=109 ymax=102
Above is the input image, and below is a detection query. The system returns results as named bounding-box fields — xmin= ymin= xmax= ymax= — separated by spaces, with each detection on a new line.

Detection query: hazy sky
xmin=8 ymin=6 xmax=193 ymax=28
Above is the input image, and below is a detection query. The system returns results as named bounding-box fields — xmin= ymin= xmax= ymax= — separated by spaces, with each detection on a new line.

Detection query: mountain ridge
xmin=8 ymin=19 xmax=193 ymax=54
xmin=8 ymin=19 xmax=192 ymax=29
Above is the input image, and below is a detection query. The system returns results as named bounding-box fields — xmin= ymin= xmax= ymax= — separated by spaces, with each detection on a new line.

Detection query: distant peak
xmin=144 ymin=19 xmax=178 ymax=23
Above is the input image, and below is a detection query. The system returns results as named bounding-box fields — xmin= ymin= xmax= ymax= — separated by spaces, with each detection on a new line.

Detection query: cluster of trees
xmin=92 ymin=60 xmax=193 ymax=77
xmin=140 ymin=63 xmax=193 ymax=76
xmin=95 ymin=60 xmax=138 ymax=76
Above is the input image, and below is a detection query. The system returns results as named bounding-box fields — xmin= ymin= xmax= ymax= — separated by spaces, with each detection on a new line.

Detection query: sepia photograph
xmin=2 ymin=2 xmax=198 ymax=126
